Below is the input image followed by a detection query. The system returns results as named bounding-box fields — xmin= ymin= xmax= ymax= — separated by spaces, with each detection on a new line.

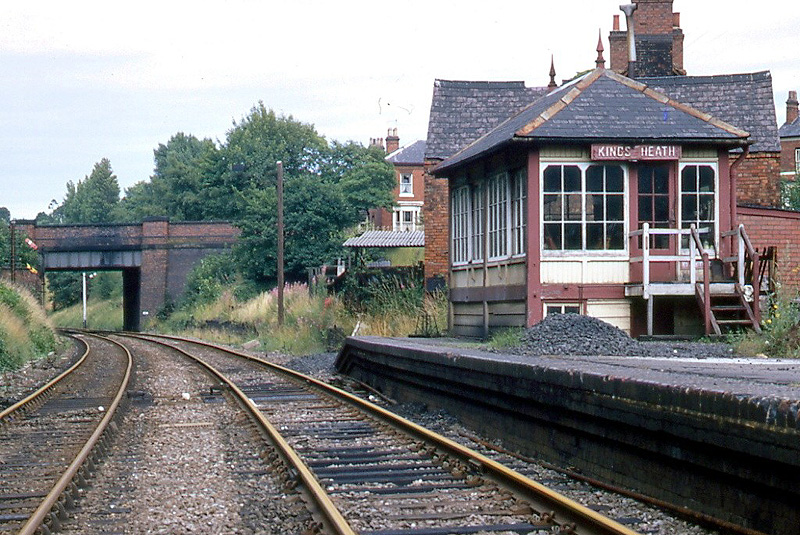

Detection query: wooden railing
xmin=629 ymin=223 xmax=710 ymax=299
xmin=721 ymin=224 xmax=761 ymax=325
xmin=689 ymin=225 xmax=712 ymax=335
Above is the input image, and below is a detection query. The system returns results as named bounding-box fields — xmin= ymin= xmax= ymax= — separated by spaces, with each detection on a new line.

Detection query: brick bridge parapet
xmin=18 ymin=218 xmax=240 ymax=330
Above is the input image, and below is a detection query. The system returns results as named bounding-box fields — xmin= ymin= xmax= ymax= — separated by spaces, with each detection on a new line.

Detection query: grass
xmin=729 ymin=290 xmax=800 ymax=358
xmin=152 ymin=282 xmax=449 ymax=355
xmin=49 ymin=298 xmax=124 ymax=331
xmin=0 ymin=281 xmax=58 ymax=371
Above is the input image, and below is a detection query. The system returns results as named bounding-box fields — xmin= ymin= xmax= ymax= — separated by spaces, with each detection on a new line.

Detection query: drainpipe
xmin=620 ymin=3 xmax=638 ymax=78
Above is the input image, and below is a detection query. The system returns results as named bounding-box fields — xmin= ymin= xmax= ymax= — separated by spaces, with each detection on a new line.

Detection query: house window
xmin=452 ymin=186 xmax=470 ymax=264
xmin=545 ymin=303 xmax=582 ymax=316
xmin=679 ymin=164 xmax=716 ymax=249
xmin=511 ymin=169 xmax=526 ymax=256
xmin=795 ymin=148 xmax=800 ymax=175
xmin=471 ymin=186 xmax=484 ymax=262
xmin=542 ymin=164 xmax=625 ymax=252
xmin=394 ymin=207 xmax=420 ymax=232
xmin=488 ymin=173 xmax=510 ymax=260
xmin=400 ymin=173 xmax=413 ymax=196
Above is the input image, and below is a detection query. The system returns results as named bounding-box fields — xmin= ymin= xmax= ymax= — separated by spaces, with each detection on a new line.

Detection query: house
xmin=779 ymin=91 xmax=800 ymax=203
xmin=367 ymin=129 xmax=426 ymax=232
xmin=424 ymin=0 xmax=789 ymax=337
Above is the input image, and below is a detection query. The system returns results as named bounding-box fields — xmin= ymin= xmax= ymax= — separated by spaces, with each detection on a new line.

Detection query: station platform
xmin=336 ymin=336 xmax=800 ymax=535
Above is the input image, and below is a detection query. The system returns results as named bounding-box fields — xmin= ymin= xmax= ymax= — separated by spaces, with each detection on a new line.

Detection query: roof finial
xmin=596 ymin=29 xmax=606 ymax=68
xmin=548 ymin=55 xmax=558 ymax=91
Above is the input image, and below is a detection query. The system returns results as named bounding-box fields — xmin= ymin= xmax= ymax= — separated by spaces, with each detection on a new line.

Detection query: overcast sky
xmin=2 ymin=1 xmax=798 ymax=219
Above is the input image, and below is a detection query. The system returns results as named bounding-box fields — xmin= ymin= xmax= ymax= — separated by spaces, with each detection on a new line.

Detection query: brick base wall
xmin=738 ymin=206 xmax=800 ymax=290
xmin=423 ymin=163 xmax=449 ymax=286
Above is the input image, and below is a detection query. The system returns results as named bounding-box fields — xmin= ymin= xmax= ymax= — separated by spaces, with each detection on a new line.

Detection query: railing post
xmin=690 ymin=227 xmax=697 ymax=286
xmin=737 ymin=224 xmax=745 ymax=287
xmin=703 ymin=250 xmax=712 ymax=336
xmin=642 ymin=223 xmax=650 ymax=300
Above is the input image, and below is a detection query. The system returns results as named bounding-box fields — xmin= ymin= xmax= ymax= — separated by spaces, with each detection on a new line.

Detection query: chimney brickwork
xmin=788 ymin=91 xmax=799 ymax=125
xmin=386 ymin=128 xmax=400 ymax=154
xmin=609 ymin=0 xmax=684 ymax=77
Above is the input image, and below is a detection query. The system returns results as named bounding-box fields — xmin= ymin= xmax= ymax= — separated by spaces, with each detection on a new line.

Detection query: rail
xmin=0 ymin=339 xmax=89 ymax=422
xmin=124 ymin=332 xmax=643 ymax=535
xmin=17 ymin=332 xmax=133 ymax=535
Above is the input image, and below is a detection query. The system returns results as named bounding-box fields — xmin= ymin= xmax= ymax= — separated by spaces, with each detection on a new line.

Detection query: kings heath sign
xmin=591 ymin=144 xmax=682 ymax=161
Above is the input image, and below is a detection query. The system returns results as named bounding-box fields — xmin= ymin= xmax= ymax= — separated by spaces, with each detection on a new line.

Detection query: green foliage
xmin=730 ymin=290 xmax=800 ymax=357
xmin=47 ymin=272 xmax=83 ymax=311
xmin=47 ymin=159 xmax=120 ymax=224
xmin=182 ymin=253 xmax=237 ymax=307
xmin=338 ymin=266 xmax=424 ymax=315
xmin=488 ymin=327 xmax=525 ymax=349
xmin=115 ymin=133 xmax=220 ymax=222
xmin=0 ymin=220 xmax=39 ymax=272
xmin=0 ymin=281 xmax=56 ymax=371
xmin=49 ymin=295 xmax=124 ymax=331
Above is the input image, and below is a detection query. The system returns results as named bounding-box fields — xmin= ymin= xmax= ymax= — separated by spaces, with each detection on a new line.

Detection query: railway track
xmin=118 ymin=332 xmax=643 ymax=535
xmin=0 ymin=333 xmax=131 ymax=535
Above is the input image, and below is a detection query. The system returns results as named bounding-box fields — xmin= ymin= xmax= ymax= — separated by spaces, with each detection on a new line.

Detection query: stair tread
xmin=715 ymin=319 xmax=755 ymax=325
xmin=711 ymin=305 xmax=746 ymax=311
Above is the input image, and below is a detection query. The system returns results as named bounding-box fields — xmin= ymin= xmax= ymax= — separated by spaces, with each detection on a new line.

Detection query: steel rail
xmin=125 ymin=332 xmax=642 ymax=535
xmin=16 ymin=332 xmax=133 ymax=535
xmin=0 ymin=337 xmax=89 ymax=422
xmin=119 ymin=333 xmax=357 ymax=535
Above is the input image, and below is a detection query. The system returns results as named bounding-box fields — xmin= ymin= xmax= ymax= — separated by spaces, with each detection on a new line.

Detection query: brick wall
xmin=608 ymin=0 xmax=684 ymax=76
xmin=736 ymin=152 xmax=782 ymax=207
xmin=780 ymin=138 xmax=800 ymax=176
xmin=423 ymin=162 xmax=449 ymax=286
xmin=738 ymin=206 xmax=800 ymax=290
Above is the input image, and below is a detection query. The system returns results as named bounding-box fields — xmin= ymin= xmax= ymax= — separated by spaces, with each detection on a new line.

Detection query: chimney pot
xmin=673 ymin=12 xmax=681 ymax=27
xmin=788 ymin=90 xmax=799 ymax=124
xmin=613 ymin=14 xmax=620 ymax=31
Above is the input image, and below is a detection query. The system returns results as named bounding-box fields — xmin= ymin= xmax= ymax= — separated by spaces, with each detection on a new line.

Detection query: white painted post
xmin=642 ymin=223 xmax=650 ymax=300
xmin=82 ymin=272 xmax=87 ymax=329
xmin=738 ymin=224 xmax=746 ymax=287
xmin=690 ymin=226 xmax=697 ymax=286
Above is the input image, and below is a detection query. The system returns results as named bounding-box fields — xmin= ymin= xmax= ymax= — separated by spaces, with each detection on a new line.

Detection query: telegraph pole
xmin=276 ymin=161 xmax=285 ymax=326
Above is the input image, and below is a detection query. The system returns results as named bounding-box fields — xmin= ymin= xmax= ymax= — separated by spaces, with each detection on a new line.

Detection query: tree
xmin=115 ymin=133 xmax=220 ymax=221
xmin=50 ymin=159 xmax=121 ymax=224
xmin=205 ymin=104 xmax=329 ymax=219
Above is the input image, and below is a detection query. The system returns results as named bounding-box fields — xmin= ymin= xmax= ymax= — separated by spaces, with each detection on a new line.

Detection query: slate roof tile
xmin=779 ymin=118 xmax=800 ymax=139
xmin=435 ymin=69 xmax=750 ymax=174
xmin=425 ymin=80 xmax=548 ymax=161
xmin=387 ymin=140 xmax=427 ymax=165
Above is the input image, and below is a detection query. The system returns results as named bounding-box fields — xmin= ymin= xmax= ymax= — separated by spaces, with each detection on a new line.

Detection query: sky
xmin=1 ymin=1 xmax=798 ymax=219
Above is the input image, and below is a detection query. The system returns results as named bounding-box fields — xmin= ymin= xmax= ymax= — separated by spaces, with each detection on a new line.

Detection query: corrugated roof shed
xmin=425 ymin=79 xmax=549 ymax=161
xmin=343 ymin=230 xmax=425 ymax=248
xmin=387 ymin=140 xmax=427 ymax=165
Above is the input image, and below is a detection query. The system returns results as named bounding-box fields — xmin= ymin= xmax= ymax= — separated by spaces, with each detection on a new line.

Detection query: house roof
xmin=343 ymin=230 xmax=425 ymax=248
xmin=641 ymin=71 xmax=780 ymax=152
xmin=779 ymin=118 xmax=800 ymax=139
xmin=435 ymin=69 xmax=750 ymax=174
xmin=425 ymin=79 xmax=549 ymax=161
xmin=387 ymin=140 xmax=427 ymax=165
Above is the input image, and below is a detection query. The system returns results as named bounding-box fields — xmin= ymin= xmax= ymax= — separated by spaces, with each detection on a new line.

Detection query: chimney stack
xmin=386 ymin=128 xmax=400 ymax=154
xmin=609 ymin=0 xmax=684 ymax=76
xmin=620 ymin=3 xmax=638 ymax=78
xmin=788 ymin=91 xmax=799 ymax=125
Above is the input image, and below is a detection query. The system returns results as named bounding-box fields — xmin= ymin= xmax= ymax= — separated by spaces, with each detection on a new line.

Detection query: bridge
xmin=15 ymin=218 xmax=239 ymax=331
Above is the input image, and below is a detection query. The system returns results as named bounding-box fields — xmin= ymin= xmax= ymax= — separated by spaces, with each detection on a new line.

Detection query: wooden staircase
xmin=691 ymin=225 xmax=763 ymax=336
xmin=695 ymin=283 xmax=761 ymax=336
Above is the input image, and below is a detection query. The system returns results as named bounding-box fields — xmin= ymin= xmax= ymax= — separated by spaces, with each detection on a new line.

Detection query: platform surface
xmin=353 ymin=336 xmax=800 ymax=401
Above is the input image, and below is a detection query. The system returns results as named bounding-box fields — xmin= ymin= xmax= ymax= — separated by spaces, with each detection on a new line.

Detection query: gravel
xmin=509 ymin=313 xmax=738 ymax=359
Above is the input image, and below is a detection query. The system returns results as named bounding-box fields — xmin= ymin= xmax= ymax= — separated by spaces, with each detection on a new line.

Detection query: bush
xmin=0 ymin=281 xmax=57 ymax=371
xmin=731 ymin=290 xmax=800 ymax=357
